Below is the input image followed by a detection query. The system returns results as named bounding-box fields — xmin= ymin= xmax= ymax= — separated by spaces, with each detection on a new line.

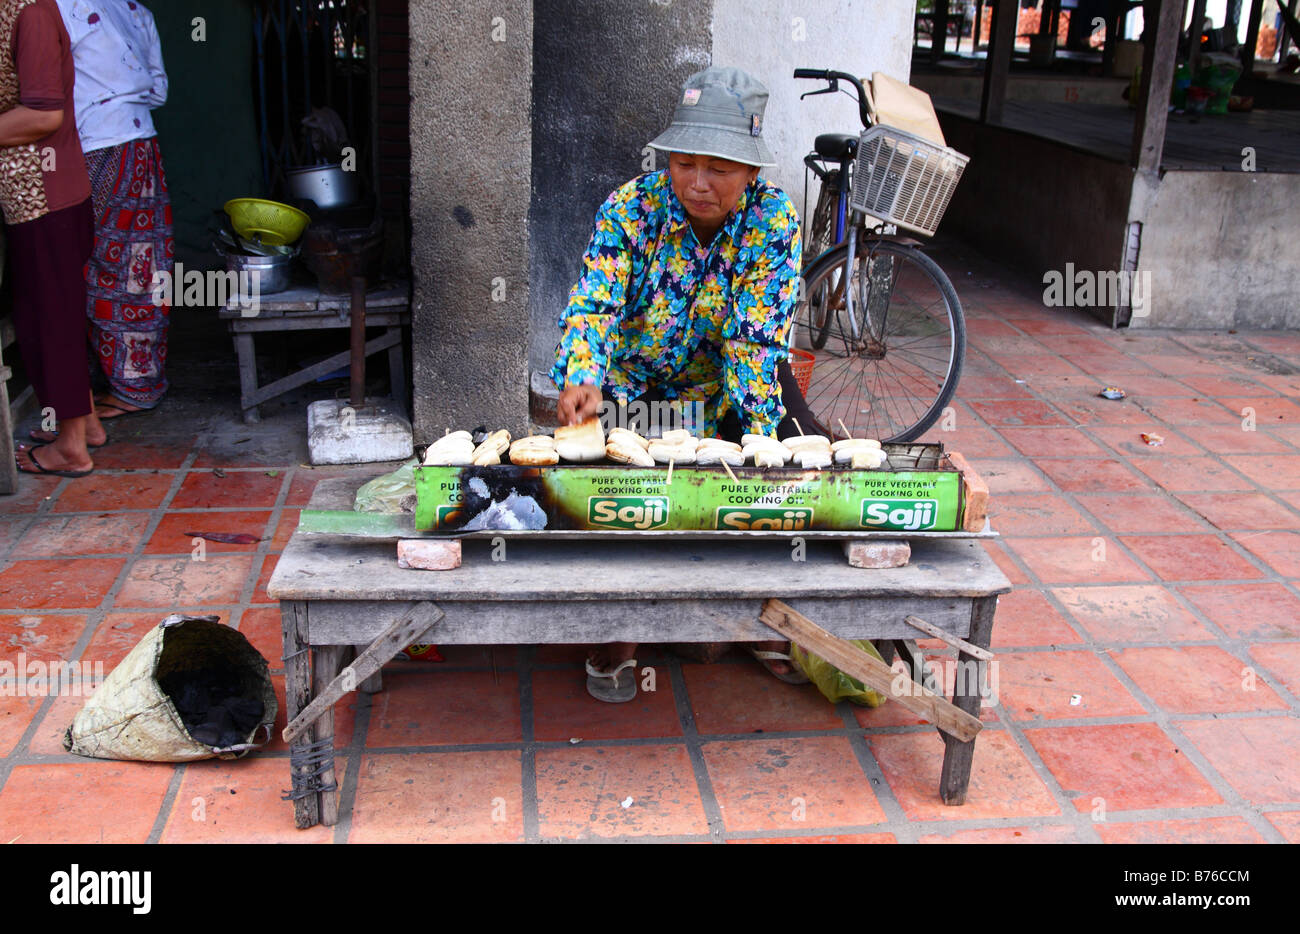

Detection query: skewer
xmin=720 ymin=458 xmax=740 ymax=483
xmin=838 ymin=418 xmax=853 ymax=440
xmin=666 ymin=458 xmax=674 ymax=486
xmin=792 ymin=417 xmax=806 ymax=436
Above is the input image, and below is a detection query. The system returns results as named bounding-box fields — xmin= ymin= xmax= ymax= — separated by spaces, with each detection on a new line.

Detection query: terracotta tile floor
xmin=2 ymin=246 xmax=1298 ymax=844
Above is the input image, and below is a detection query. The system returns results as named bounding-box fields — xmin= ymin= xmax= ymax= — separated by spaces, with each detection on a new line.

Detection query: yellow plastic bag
xmin=789 ymin=640 xmax=889 ymax=707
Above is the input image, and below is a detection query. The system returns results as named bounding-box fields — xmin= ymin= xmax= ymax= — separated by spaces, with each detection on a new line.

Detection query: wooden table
xmin=220 ymin=281 xmax=410 ymax=423
xmin=269 ymin=476 xmax=1012 ymax=829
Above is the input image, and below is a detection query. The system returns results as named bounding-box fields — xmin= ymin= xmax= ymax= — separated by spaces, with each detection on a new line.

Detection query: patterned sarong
xmin=83 ymin=136 xmax=174 ymax=407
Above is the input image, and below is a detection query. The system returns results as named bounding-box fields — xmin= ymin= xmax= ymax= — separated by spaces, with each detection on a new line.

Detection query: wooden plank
xmin=980 ymin=0 xmax=1018 ymax=124
xmin=1243 ymin=0 xmax=1264 ymax=73
xmin=281 ymin=601 xmax=318 ymax=828
xmin=905 ymin=614 xmax=995 ymax=660
xmin=223 ymin=311 xmax=408 ymax=331
xmin=0 ymin=343 xmax=16 ymax=496
xmin=303 ymin=594 xmax=976 ymax=645
xmin=892 ymin=638 xmax=935 ymax=691
xmin=760 ymin=599 xmax=982 ymax=742
xmin=1130 ymin=0 xmax=1185 ymax=171
xmin=940 ymin=595 xmax=998 ymax=804
xmin=272 ymin=536 xmax=1013 ymax=604
xmin=243 ymin=330 xmax=400 ymax=408
xmin=283 ymin=601 xmax=443 ymax=743
xmin=1186 ymin=0 xmax=1209 ymax=84
xmin=311 ymin=645 xmax=346 ymax=826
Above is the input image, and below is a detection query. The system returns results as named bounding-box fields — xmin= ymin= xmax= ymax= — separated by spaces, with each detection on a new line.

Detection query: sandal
xmin=94 ymin=400 xmax=152 ymax=421
xmin=585 ymin=657 xmax=638 ymax=703
xmin=749 ymin=647 xmax=810 ymax=685
xmin=15 ymin=444 xmax=94 ymax=479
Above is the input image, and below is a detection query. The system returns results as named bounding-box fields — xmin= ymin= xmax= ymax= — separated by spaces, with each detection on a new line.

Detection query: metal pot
xmin=213 ymin=240 xmax=294 ymax=294
xmin=285 ymin=163 xmax=360 ymax=210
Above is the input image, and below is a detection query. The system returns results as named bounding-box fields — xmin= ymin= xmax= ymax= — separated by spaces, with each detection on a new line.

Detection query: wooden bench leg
xmin=282 ymin=601 xmax=319 ymax=828
xmin=0 ymin=360 xmax=17 ymax=496
xmin=312 ymin=645 xmax=346 ymax=826
xmin=353 ymin=644 xmax=383 ymax=693
xmin=232 ymin=332 xmax=261 ymax=423
xmin=939 ymin=595 xmax=997 ymax=805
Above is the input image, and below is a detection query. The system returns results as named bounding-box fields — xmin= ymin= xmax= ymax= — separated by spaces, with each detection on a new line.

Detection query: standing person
xmin=552 ymin=67 xmax=820 ymax=702
xmin=53 ymin=0 xmax=172 ymax=422
xmin=3 ymin=0 xmax=102 ymax=477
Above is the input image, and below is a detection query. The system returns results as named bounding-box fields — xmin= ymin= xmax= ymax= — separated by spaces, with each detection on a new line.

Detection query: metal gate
xmin=252 ymin=0 xmax=378 ymax=200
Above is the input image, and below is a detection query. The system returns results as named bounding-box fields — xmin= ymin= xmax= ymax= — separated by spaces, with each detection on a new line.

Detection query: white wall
xmin=711 ymin=0 xmax=916 ymax=211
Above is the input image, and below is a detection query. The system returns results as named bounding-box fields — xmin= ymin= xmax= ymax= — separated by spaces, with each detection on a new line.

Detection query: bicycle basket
xmin=849 ymin=124 xmax=969 ymax=237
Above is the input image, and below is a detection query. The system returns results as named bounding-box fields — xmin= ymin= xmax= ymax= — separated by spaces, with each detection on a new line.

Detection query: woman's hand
xmin=557 ymin=385 xmax=602 ymax=425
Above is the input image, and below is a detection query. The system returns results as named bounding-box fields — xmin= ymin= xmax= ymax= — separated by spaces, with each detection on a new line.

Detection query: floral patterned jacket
xmin=550 ymin=169 xmax=802 ymax=437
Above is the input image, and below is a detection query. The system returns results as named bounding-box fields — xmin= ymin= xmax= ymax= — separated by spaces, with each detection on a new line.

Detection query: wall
xmin=149 ymin=0 xmax=263 ymax=267
xmin=1129 ymin=170 xmax=1300 ymax=329
xmin=711 ymin=0 xmax=915 ymax=199
xmin=937 ymin=112 xmax=1134 ymax=325
xmin=409 ymin=0 xmax=533 ymax=438
xmin=528 ymin=0 xmax=917 ymax=378
xmin=527 ymin=0 xmax=713 ymax=375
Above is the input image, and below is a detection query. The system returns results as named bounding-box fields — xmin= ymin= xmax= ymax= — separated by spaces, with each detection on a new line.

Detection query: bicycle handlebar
xmin=793 ymin=68 xmax=872 ymax=129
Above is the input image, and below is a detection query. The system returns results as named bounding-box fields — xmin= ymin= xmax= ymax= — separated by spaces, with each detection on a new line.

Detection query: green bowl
xmin=223 ymin=198 xmax=311 ymax=246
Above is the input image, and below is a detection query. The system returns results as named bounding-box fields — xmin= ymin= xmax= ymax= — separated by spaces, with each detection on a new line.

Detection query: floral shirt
xmin=550 ymin=169 xmax=801 ymax=437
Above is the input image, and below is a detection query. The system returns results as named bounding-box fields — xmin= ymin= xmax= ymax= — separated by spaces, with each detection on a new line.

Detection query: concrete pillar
xmin=409 ymin=1 xmax=533 ymax=439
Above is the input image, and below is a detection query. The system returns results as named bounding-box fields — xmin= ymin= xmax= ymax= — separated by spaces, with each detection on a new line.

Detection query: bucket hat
xmin=646 ymin=67 xmax=776 ymax=167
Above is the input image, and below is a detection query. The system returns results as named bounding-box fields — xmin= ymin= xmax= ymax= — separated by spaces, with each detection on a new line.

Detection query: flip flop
xmin=16 ymin=444 xmax=94 ymax=479
xmin=94 ymin=401 xmax=151 ymax=421
xmin=749 ymin=647 xmax=810 ymax=685
xmin=27 ymin=429 xmax=109 ymax=449
xmin=585 ymin=658 xmax=638 ymax=703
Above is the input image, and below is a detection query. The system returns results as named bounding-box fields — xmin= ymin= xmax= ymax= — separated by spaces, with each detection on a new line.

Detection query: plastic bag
xmin=790 ymin=639 xmax=889 ymax=707
xmin=353 ymin=457 xmax=419 ymax=513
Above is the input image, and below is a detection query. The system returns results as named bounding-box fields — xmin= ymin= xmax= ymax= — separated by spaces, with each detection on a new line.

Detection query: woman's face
xmin=667 ymin=153 xmax=759 ymax=229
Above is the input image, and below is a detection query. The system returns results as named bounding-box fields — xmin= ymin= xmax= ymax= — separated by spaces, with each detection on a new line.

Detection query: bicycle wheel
xmin=797 ymin=170 xmax=841 ymax=350
xmin=793 ymin=239 xmax=965 ymax=442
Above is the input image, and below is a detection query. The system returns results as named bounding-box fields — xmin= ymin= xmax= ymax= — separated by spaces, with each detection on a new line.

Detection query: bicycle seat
xmin=814 ymin=133 xmax=858 ymax=159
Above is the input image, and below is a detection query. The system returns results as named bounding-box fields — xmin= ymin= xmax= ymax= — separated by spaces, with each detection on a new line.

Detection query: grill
xmin=850 ymin=124 xmax=969 ymax=238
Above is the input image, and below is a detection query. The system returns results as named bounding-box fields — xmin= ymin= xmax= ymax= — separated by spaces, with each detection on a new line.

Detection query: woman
xmin=54 ymin=0 xmax=172 ymax=423
xmin=552 ymin=67 xmax=824 ymax=702
xmin=3 ymin=0 xmax=103 ymax=477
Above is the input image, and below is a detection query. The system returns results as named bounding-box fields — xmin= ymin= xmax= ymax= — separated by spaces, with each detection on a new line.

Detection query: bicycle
xmin=790 ymin=68 xmax=969 ymax=443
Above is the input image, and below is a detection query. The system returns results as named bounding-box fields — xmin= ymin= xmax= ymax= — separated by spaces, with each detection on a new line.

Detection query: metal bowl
xmin=213 ymin=240 xmax=295 ymax=295
xmin=285 ymin=163 xmax=361 ymax=210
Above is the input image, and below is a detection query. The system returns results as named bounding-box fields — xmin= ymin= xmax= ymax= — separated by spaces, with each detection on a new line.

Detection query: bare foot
xmin=29 ymin=426 xmax=108 ymax=447
xmin=16 ymin=443 xmax=93 ymax=476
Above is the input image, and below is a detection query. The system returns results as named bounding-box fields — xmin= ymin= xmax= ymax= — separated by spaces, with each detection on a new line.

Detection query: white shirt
xmin=54 ymin=0 xmax=168 ymax=153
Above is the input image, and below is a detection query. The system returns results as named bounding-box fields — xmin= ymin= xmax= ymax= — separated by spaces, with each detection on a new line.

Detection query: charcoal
xmin=161 ymin=667 xmax=264 ymax=748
